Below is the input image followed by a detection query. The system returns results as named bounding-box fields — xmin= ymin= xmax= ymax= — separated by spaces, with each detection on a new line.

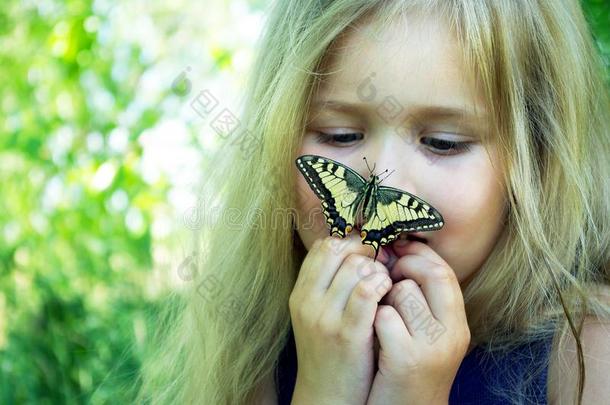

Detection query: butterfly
xmin=294 ymin=154 xmax=444 ymax=262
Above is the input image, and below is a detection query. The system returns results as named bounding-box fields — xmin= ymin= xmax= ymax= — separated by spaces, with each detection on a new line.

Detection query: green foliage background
xmin=0 ymin=0 xmax=608 ymax=403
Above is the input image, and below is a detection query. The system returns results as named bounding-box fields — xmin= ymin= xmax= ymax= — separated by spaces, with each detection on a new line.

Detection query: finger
xmin=391 ymin=251 xmax=464 ymax=327
xmin=387 ymin=279 xmax=435 ymax=338
xmin=325 ymin=254 xmax=389 ymax=313
xmin=374 ymin=305 xmax=412 ymax=355
xmin=295 ymin=233 xmax=358 ymax=291
xmin=390 ymin=240 xmax=446 ymax=276
xmin=340 ymin=264 xmax=393 ymax=335
xmin=390 ymin=253 xmax=435 ymax=284
xmin=300 ymin=233 xmax=383 ymax=296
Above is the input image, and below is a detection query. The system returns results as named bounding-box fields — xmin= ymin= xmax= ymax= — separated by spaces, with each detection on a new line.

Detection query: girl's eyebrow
xmin=312 ymin=99 xmax=487 ymax=122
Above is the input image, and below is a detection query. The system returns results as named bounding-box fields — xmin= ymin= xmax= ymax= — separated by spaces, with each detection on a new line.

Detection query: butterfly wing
xmin=295 ymin=154 xmax=368 ymax=237
xmin=360 ymin=185 xmax=444 ymax=260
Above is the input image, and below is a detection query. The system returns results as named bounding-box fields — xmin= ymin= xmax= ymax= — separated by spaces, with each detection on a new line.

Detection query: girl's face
xmin=293 ymin=12 xmax=507 ymax=288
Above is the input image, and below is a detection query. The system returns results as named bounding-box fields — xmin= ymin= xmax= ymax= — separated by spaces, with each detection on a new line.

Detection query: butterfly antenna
xmin=363 ymin=156 xmax=372 ymax=175
xmin=379 ymin=169 xmax=395 ymax=184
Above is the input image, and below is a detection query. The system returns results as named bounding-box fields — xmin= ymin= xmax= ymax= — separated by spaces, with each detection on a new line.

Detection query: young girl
xmin=137 ymin=0 xmax=610 ymax=404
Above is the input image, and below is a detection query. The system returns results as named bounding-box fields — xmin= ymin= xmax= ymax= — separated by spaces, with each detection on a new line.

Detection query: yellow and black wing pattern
xmin=295 ymin=154 xmax=366 ymax=238
xmin=295 ymin=154 xmax=444 ymax=260
xmin=360 ymin=185 xmax=444 ymax=255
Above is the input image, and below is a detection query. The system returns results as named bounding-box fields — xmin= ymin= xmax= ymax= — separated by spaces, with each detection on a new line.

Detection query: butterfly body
xmin=295 ymin=154 xmax=444 ymax=261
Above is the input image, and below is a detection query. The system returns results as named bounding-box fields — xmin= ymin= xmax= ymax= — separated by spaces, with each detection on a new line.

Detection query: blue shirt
xmin=274 ymin=324 xmax=555 ymax=404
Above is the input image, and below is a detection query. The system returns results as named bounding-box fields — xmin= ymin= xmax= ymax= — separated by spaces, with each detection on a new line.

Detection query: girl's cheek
xmin=295 ymin=180 xmax=327 ymax=237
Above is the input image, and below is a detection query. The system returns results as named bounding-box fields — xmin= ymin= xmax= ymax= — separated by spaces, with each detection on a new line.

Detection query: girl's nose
xmin=370 ymin=134 xmax=420 ymax=194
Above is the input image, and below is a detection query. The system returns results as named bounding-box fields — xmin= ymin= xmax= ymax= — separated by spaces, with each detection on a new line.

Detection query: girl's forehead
xmin=313 ymin=13 xmax=488 ymax=132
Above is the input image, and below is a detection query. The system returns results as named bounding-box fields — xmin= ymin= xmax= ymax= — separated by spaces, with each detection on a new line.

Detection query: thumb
xmin=374 ymin=305 xmax=411 ymax=356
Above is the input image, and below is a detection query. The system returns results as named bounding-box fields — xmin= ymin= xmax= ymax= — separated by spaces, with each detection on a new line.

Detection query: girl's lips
xmin=380 ymin=245 xmax=394 ymax=267
xmin=382 ymin=235 xmax=429 ymax=270
xmin=353 ymin=225 xmax=428 ymax=267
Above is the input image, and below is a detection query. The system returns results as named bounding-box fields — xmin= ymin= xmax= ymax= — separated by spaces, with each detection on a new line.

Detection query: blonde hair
xmin=136 ymin=1 xmax=610 ymax=404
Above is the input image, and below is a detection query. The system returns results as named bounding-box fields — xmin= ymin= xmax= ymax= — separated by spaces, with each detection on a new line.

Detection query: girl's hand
xmin=366 ymin=241 xmax=471 ymax=405
xmin=289 ymin=234 xmax=393 ymax=405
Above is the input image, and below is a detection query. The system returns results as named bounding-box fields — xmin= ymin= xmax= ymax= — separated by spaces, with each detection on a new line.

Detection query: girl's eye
xmin=315 ymin=132 xmax=363 ymax=145
xmin=420 ymin=136 xmax=471 ymax=155
xmin=314 ymin=131 xmax=471 ymax=155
